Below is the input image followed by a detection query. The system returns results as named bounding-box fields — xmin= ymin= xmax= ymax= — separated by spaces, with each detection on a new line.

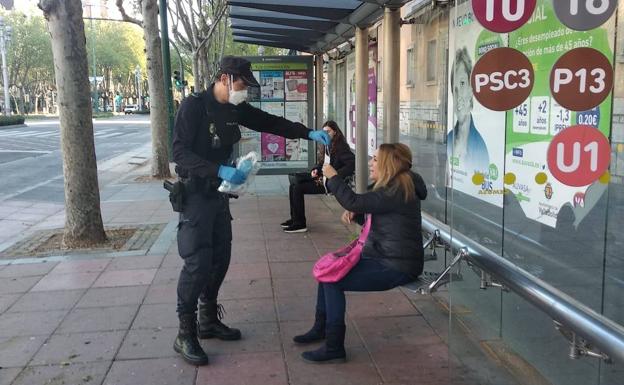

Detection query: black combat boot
xmin=293 ymin=309 xmax=326 ymax=344
xmin=301 ymin=324 xmax=346 ymax=363
xmin=198 ymin=301 xmax=242 ymax=340
xmin=173 ymin=313 xmax=209 ymax=366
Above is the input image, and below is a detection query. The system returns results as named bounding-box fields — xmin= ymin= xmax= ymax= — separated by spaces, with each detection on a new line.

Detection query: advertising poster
xmin=260 ymin=71 xmax=285 ymax=100
xmin=504 ymin=0 xmax=615 ymax=228
xmin=368 ymin=43 xmax=378 ymax=156
xmin=346 ymin=53 xmax=357 ymax=148
xmin=285 ymin=102 xmax=309 ymax=161
xmin=261 ymin=101 xmax=285 ymax=118
xmin=285 ymin=71 xmax=308 ymax=101
xmin=447 ymin=1 xmax=506 ymax=208
xmin=261 ymin=133 xmax=286 ymax=161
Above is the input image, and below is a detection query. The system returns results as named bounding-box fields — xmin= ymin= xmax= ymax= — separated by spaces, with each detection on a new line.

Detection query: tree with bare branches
xmin=38 ymin=0 xmax=107 ymax=248
xmin=168 ymin=0 xmax=228 ymax=91
xmin=116 ymin=0 xmax=171 ymax=179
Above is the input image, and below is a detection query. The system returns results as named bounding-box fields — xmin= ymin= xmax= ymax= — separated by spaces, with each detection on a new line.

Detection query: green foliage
xmin=0 ymin=115 xmax=25 ymax=126
xmin=92 ymin=112 xmax=114 ymax=119
xmin=86 ymin=20 xmax=146 ymax=78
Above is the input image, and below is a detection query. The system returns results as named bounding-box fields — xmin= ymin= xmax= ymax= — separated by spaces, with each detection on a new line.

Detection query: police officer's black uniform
xmin=172 ymin=57 xmax=313 ymax=365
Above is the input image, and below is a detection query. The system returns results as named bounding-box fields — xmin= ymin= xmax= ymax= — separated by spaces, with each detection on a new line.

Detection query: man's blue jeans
xmin=315 ymin=258 xmax=413 ymax=326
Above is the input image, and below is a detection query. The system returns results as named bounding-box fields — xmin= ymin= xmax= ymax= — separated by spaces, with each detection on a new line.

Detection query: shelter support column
xmin=355 ymin=26 xmax=369 ymax=193
xmin=315 ymin=54 xmax=324 ymax=128
xmin=382 ymin=6 xmax=400 ymax=144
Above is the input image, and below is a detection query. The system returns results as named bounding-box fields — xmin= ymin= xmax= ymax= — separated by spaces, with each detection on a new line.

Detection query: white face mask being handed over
xmin=228 ymin=75 xmax=248 ymax=105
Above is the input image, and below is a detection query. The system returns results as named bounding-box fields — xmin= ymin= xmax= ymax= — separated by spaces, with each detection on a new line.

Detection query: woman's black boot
xmin=301 ymin=324 xmax=346 ymax=363
xmin=293 ymin=310 xmax=326 ymax=344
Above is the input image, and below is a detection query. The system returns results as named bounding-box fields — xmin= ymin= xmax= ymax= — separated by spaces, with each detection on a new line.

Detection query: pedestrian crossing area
xmin=0 ymin=128 xmax=126 ymax=139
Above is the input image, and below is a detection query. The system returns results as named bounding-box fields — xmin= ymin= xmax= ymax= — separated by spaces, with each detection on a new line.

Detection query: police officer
xmin=172 ymin=56 xmax=330 ymax=366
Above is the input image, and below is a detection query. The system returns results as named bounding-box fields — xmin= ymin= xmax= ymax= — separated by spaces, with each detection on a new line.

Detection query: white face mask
xmin=228 ymin=76 xmax=248 ymax=105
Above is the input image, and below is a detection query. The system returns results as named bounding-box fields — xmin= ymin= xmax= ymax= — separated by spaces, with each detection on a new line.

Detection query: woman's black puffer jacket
xmin=326 ymin=172 xmax=428 ymax=278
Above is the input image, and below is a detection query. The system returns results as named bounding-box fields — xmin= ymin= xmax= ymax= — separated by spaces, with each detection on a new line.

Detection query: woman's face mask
xmin=228 ymin=76 xmax=248 ymax=105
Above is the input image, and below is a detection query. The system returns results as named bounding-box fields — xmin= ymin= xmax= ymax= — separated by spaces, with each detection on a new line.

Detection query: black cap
xmin=219 ymin=56 xmax=260 ymax=87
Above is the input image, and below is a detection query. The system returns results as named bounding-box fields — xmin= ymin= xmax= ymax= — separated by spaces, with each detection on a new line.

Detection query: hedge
xmin=0 ymin=115 xmax=25 ymax=126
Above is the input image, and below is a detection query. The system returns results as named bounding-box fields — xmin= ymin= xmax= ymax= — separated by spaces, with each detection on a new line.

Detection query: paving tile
xmin=267 ymin=240 xmax=319 ymax=262
xmin=132 ymin=303 xmax=178 ymax=329
xmin=57 ymin=305 xmax=139 ymax=333
xmin=218 ymin=298 xmax=277 ymax=324
xmin=353 ymin=315 xmax=442 ymax=348
xmin=223 ymin=262 xmax=270 ymax=281
xmin=49 ymin=259 xmax=111 ymax=274
xmin=31 ymin=331 xmax=125 ymax=365
xmin=276 ymin=296 xmax=316 ymax=322
xmin=0 ymin=335 xmax=47 ymax=367
xmin=31 ymin=272 xmax=100 ymax=292
xmin=76 ymin=286 xmax=148 ymax=308
xmin=0 ymin=262 xmax=58 ymax=278
xmin=220 ymin=278 xmax=273 ymax=300
xmin=92 ymin=268 xmax=157 ymax=288
xmin=116 ymin=327 xmax=179 ymax=360
xmin=103 ymin=357 xmax=196 ymax=385
xmin=144 ymin=283 xmax=177 ymax=304
xmin=0 ymin=310 xmax=66 ymax=337
xmin=200 ymin=322 xmax=281 ymax=355
xmin=270 ymin=261 xmax=315 ymax=279
xmin=152 ymin=267 xmax=181 ymax=285
xmin=8 ymin=290 xmax=84 ymax=313
xmin=368 ymin=343 xmax=449 ymax=384
xmin=106 ymin=255 xmax=164 ymax=271
xmin=0 ymin=293 xmax=20 ymax=313
xmin=284 ymin=346 xmax=381 ymax=385
xmin=0 ymin=276 xmax=41 ymax=294
xmin=273 ymin=278 xmax=318 ymax=298
xmin=196 ymin=352 xmax=288 ymax=385
xmin=12 ymin=361 xmax=110 ymax=385
xmin=346 ymin=292 xmax=420 ymax=319
xmin=0 ymin=367 xmax=21 ymax=385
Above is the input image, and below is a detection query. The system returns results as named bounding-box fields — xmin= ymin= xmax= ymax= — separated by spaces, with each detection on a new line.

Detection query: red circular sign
xmin=471 ymin=47 xmax=534 ymax=111
xmin=547 ymin=125 xmax=610 ymax=187
xmin=472 ymin=0 xmax=537 ymax=33
xmin=550 ymin=47 xmax=613 ymax=111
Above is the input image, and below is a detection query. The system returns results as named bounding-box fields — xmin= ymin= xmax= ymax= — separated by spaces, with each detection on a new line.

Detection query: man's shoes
xmin=280 ymin=219 xmax=293 ymax=229
xmin=283 ymin=223 xmax=307 ymax=233
xmin=174 ymin=313 xmax=209 ymax=366
xmin=198 ymin=302 xmax=242 ymax=341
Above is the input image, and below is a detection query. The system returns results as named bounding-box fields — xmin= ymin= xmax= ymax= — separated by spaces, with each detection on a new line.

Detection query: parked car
xmin=124 ymin=105 xmax=139 ymax=114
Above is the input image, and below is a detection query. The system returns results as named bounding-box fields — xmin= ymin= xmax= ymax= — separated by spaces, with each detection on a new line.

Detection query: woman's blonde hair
xmin=373 ymin=143 xmax=415 ymax=202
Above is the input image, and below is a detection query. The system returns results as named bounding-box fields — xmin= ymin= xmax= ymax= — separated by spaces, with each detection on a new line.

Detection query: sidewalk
xmin=0 ymin=170 xmax=514 ymax=385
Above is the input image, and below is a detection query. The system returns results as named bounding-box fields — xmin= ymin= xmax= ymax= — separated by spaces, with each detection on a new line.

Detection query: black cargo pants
xmin=176 ymin=190 xmax=232 ymax=315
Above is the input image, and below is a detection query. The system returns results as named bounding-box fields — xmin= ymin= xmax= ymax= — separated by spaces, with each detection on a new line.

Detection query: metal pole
xmin=159 ymin=0 xmax=175 ymax=157
xmin=171 ymin=41 xmax=185 ymax=98
xmin=0 ymin=31 xmax=9 ymax=116
xmin=315 ymin=54 xmax=324 ymax=129
xmin=355 ymin=27 xmax=368 ymax=193
xmin=382 ymin=7 xmax=400 ymax=144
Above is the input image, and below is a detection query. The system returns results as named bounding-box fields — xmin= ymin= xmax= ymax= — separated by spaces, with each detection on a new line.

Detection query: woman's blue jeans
xmin=315 ymin=258 xmax=413 ymax=326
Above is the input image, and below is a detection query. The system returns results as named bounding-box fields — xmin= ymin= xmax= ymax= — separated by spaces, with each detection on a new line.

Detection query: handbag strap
xmin=357 ymin=215 xmax=372 ymax=245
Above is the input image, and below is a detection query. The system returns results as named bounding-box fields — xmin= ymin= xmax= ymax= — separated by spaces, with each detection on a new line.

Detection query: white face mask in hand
xmin=228 ymin=76 xmax=248 ymax=105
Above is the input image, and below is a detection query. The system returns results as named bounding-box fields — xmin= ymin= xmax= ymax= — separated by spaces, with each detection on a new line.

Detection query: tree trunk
xmin=141 ymin=0 xmax=171 ymax=178
xmin=38 ymin=0 xmax=107 ymax=248
xmin=192 ymin=53 xmax=201 ymax=92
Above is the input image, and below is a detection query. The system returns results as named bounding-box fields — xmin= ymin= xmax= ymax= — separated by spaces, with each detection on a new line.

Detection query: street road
xmin=0 ymin=115 xmax=152 ymax=203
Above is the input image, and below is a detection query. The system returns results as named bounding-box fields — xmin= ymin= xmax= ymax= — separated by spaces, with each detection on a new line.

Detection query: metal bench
xmin=402 ymin=229 xmax=464 ymax=295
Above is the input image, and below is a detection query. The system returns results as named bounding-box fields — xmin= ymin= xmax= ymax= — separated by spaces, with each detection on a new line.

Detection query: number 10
xmin=486 ymin=0 xmax=526 ymax=22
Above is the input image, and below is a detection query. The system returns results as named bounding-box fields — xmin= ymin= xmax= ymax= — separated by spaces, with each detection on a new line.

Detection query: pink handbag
xmin=313 ymin=215 xmax=372 ymax=282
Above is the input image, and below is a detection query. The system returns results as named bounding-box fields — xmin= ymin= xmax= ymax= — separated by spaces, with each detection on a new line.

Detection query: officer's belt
xmin=182 ymin=176 xmax=221 ymax=194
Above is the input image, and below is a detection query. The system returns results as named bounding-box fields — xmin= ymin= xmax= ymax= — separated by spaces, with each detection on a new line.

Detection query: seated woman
xmin=293 ymin=143 xmax=427 ymax=363
xmin=282 ymin=121 xmax=355 ymax=233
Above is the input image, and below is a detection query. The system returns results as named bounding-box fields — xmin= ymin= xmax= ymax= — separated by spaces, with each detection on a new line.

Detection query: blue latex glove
xmin=308 ymin=130 xmax=331 ymax=146
xmin=218 ymin=165 xmax=247 ymax=185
